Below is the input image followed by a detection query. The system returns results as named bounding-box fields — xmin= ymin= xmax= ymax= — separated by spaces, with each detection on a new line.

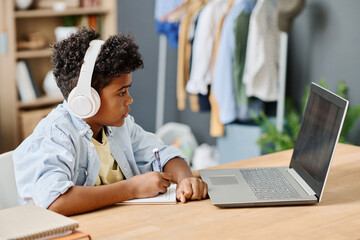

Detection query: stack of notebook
xmin=0 ymin=204 xmax=90 ymax=240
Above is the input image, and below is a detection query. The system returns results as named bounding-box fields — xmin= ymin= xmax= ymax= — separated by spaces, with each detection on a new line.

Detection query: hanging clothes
xmin=212 ymin=0 xmax=256 ymax=124
xmin=185 ymin=0 xmax=230 ymax=96
xmin=209 ymin=0 xmax=235 ymax=137
xmin=242 ymin=0 xmax=280 ymax=101
xmin=176 ymin=0 xmax=208 ymax=111
xmin=172 ymin=0 xmax=280 ymax=137
xmin=211 ymin=0 xmax=235 ymax=74
xmin=233 ymin=11 xmax=251 ymax=108
xmin=187 ymin=3 xmax=205 ymax=112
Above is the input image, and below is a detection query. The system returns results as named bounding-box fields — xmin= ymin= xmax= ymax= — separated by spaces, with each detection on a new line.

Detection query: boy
xmin=13 ymin=28 xmax=208 ymax=216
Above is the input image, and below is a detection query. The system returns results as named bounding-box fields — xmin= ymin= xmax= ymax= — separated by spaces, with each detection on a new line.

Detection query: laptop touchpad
xmin=209 ymin=176 xmax=239 ymax=185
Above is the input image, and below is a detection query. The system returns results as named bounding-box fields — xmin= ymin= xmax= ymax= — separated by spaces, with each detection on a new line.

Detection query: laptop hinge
xmin=287 ymin=168 xmax=316 ymax=196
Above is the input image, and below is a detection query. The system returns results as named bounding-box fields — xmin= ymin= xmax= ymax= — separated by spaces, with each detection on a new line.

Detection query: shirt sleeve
xmin=125 ymin=116 xmax=187 ymax=173
xmin=13 ymin=131 xmax=77 ymax=209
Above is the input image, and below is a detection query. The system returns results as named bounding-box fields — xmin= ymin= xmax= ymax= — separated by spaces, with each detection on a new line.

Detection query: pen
xmin=153 ymin=148 xmax=162 ymax=172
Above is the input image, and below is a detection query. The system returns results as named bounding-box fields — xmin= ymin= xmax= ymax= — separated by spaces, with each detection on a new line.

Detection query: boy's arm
xmin=163 ymin=157 xmax=208 ymax=203
xmin=48 ymin=171 xmax=171 ymax=216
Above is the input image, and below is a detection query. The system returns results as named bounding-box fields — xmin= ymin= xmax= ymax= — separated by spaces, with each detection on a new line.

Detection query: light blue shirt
xmin=212 ymin=0 xmax=255 ymax=124
xmin=13 ymin=101 xmax=185 ymax=209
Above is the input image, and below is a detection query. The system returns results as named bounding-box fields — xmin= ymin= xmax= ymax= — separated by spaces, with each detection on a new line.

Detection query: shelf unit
xmin=0 ymin=0 xmax=117 ymax=152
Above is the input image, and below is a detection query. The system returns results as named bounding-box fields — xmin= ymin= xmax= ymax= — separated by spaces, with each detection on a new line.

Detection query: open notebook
xmin=118 ymin=184 xmax=177 ymax=205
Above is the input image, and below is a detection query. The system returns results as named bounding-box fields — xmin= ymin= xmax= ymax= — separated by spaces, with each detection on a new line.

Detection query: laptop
xmin=200 ymin=82 xmax=349 ymax=207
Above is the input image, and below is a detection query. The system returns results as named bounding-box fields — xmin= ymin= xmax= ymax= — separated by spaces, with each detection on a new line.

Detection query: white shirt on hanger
xmin=186 ymin=0 xmax=229 ymax=95
xmin=242 ymin=0 xmax=280 ymax=101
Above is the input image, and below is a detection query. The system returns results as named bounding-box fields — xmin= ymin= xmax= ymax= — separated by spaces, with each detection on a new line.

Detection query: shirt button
xmin=79 ymin=130 xmax=84 ymax=135
xmin=88 ymin=129 xmax=92 ymax=134
xmin=90 ymin=143 xmax=95 ymax=147
xmin=85 ymin=170 xmax=88 ymax=176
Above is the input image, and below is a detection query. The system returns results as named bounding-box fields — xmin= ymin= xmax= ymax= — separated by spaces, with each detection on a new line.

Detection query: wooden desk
xmin=71 ymin=144 xmax=360 ymax=239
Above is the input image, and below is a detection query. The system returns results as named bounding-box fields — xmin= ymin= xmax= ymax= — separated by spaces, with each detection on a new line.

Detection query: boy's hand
xmin=176 ymin=177 xmax=208 ymax=203
xmin=129 ymin=172 xmax=172 ymax=199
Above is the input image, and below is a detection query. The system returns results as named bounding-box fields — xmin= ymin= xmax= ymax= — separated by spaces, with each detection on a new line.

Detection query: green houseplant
xmin=253 ymin=80 xmax=360 ymax=154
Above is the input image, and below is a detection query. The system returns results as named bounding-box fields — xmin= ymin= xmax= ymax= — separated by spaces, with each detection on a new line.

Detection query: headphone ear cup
xmin=68 ymin=87 xmax=101 ymax=118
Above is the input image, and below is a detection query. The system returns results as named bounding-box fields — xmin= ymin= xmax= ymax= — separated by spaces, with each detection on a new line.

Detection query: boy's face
xmin=85 ymin=73 xmax=133 ymax=133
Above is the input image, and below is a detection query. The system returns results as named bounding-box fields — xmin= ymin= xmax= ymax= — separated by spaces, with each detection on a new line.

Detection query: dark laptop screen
xmin=290 ymin=83 xmax=348 ymax=199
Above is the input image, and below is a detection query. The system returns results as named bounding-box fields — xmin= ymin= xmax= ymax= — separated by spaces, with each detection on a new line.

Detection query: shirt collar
xmin=62 ymin=100 xmax=92 ymax=136
xmin=62 ymin=100 xmax=116 ymax=138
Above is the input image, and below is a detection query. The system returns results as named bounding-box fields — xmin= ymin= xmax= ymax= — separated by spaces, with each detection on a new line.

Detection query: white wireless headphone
xmin=68 ymin=39 xmax=105 ymax=118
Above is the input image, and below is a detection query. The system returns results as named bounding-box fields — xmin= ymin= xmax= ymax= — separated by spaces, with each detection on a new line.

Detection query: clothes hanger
xmin=161 ymin=0 xmax=192 ymax=22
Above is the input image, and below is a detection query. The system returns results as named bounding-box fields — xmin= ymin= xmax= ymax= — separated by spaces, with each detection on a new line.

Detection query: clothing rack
xmin=155 ymin=0 xmax=291 ymax=134
xmin=155 ymin=34 xmax=167 ymax=131
xmin=276 ymin=32 xmax=288 ymax=132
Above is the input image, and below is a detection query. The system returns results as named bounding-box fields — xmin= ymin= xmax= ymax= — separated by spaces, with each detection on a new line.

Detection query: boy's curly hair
xmin=51 ymin=27 xmax=144 ymax=100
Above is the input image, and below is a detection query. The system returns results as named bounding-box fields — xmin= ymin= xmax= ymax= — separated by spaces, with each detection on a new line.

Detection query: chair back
xmin=0 ymin=151 xmax=19 ymax=209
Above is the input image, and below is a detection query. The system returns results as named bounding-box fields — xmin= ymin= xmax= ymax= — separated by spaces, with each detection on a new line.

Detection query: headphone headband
xmin=68 ymin=39 xmax=105 ymax=118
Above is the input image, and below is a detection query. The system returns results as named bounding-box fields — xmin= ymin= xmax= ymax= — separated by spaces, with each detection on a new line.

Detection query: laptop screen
xmin=290 ymin=83 xmax=348 ymax=200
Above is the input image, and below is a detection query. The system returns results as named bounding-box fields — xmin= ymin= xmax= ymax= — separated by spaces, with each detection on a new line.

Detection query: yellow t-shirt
xmin=92 ymin=128 xmax=124 ymax=186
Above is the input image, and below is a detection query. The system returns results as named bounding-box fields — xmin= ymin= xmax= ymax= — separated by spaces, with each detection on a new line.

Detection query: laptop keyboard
xmin=240 ymin=168 xmax=302 ymax=200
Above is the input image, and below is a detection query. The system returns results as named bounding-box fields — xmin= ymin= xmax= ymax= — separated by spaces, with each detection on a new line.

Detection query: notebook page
xmin=118 ymin=184 xmax=177 ymax=205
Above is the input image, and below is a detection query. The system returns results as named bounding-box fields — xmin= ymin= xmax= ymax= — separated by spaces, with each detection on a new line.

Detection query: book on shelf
xmin=88 ymin=15 xmax=97 ymax=31
xmin=80 ymin=0 xmax=100 ymax=8
xmin=78 ymin=15 xmax=101 ymax=33
xmin=118 ymin=184 xmax=177 ymax=205
xmin=0 ymin=203 xmax=91 ymax=240
xmin=96 ymin=15 xmax=102 ymax=36
xmin=16 ymin=60 xmax=40 ymax=102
